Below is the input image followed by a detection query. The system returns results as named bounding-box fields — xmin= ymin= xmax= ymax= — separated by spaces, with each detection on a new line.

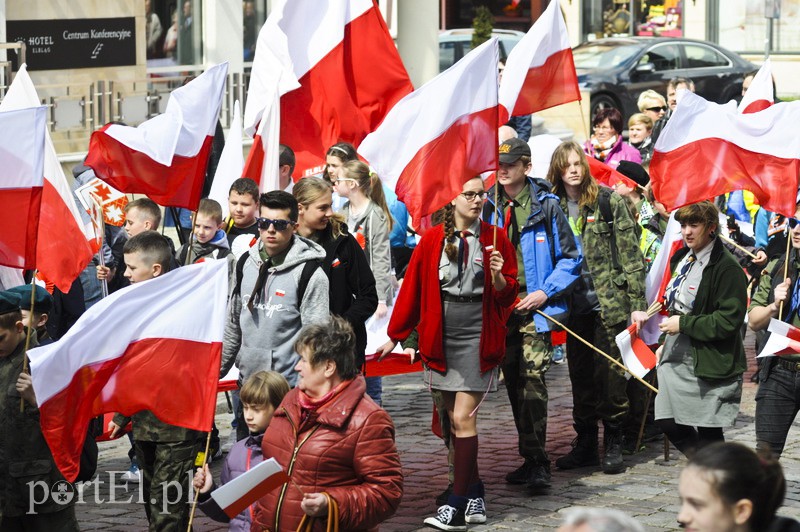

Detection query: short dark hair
xmin=592 ymin=107 xmax=623 ymax=135
xmin=279 ymin=144 xmax=296 ymax=176
xmin=259 ymin=190 xmax=298 ymax=222
xmin=294 ymin=316 xmax=357 ymax=380
xmin=240 ymin=370 xmax=290 ymax=410
xmin=0 ymin=310 xmax=22 ymax=331
xmin=674 ymin=200 xmax=718 ymax=228
xmin=229 ymin=178 xmax=260 ymax=203
xmin=197 ymin=198 xmax=223 ymax=224
xmin=125 ymin=198 xmax=162 ymax=230
xmin=123 ymin=231 xmax=173 ymax=273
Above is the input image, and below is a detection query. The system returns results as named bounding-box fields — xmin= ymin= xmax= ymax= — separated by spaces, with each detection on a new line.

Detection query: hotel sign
xmin=6 ymin=17 xmax=136 ymax=70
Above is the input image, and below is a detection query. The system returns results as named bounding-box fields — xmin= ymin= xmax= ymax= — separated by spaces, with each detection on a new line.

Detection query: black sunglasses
xmin=256 ymin=217 xmax=294 ymax=231
xmin=646 ymin=106 xmax=667 ymax=112
xmin=789 ymin=218 xmax=800 ymax=229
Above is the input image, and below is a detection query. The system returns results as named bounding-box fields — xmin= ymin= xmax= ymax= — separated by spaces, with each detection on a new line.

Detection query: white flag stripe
xmin=358 ymin=38 xmax=499 ymax=189
xmin=499 ymin=0 xmax=569 ymax=113
xmin=0 ymin=107 xmax=46 ymax=189
xmin=615 ymin=328 xmax=649 ymax=379
xmin=209 ymin=100 xmax=244 ymax=219
xmin=28 ymin=260 xmax=228 ymax=404
xmin=738 ymin=58 xmax=773 ymax=112
xmin=256 ymin=90 xmax=282 ymax=193
xmin=655 ymin=92 xmax=800 ymax=157
xmin=211 ymin=457 xmax=285 ymax=510
xmin=105 ymin=63 xmax=228 ymax=163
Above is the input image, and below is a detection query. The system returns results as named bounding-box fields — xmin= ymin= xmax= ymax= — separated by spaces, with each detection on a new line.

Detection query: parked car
xmin=439 ymin=28 xmax=525 ymax=72
xmin=573 ymin=37 xmax=756 ymax=120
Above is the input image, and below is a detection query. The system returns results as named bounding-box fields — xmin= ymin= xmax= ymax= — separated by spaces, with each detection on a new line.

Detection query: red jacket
xmin=251 ymin=377 xmax=402 ymax=531
xmin=388 ymin=221 xmax=519 ymax=374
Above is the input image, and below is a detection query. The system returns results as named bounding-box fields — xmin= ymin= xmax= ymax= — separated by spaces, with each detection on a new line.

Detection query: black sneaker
xmin=505 ymin=462 xmax=531 ymax=484
xmin=465 ymin=497 xmax=486 ymax=524
xmin=622 ymin=435 xmax=644 ymax=455
xmin=435 ymin=484 xmax=453 ymax=506
xmin=424 ymin=505 xmax=466 ymax=531
xmin=525 ymin=464 xmax=552 ymax=490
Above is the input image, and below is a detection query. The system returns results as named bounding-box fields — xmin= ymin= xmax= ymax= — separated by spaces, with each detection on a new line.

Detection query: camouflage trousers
xmin=503 ymin=321 xmax=552 ymax=466
xmin=566 ymin=311 xmax=629 ymax=427
xmin=134 ymin=439 xmax=200 ymax=532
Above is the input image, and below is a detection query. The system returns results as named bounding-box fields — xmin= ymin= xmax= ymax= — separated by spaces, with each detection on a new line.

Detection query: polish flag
xmin=358 ymin=39 xmax=500 ymax=224
xmin=739 ymin=59 xmax=774 ymax=114
xmin=85 ymin=63 xmax=228 ymax=210
xmin=208 ymin=100 xmax=244 ymax=219
xmin=587 ymin=157 xmax=637 ymax=190
xmin=0 ymin=107 xmax=46 ymax=269
xmin=640 ymin=213 xmax=683 ymax=345
xmin=651 ymin=91 xmax=800 ymax=217
xmin=615 ymin=324 xmax=657 ymax=379
xmin=498 ymin=0 xmax=580 ymax=124
xmin=28 ymin=260 xmax=228 ymax=482
xmin=0 ymin=66 xmax=94 ymax=292
xmin=758 ymin=319 xmax=800 ymax=358
xmin=242 ymin=88 xmax=282 ymax=192
xmin=211 ymin=457 xmax=290 ymax=519
xmin=244 ymin=0 xmax=413 ymax=178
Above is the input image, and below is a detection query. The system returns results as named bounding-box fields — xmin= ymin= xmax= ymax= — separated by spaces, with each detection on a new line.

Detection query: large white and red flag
xmin=615 ymin=324 xmax=657 ymax=379
xmin=208 ymin=100 xmax=244 ymax=218
xmin=650 ymin=91 xmax=800 ymax=217
xmin=0 ymin=107 xmax=46 ymax=270
xmin=739 ymin=59 xmax=774 ymax=114
xmin=498 ymin=0 xmax=580 ymax=124
xmin=28 ymin=260 xmax=228 ymax=482
xmin=358 ymin=39 xmax=500 ymax=225
xmin=85 ymin=63 xmax=228 ymax=210
xmin=211 ymin=457 xmax=290 ymax=519
xmin=759 ymin=319 xmax=800 ymax=358
xmin=640 ymin=212 xmax=683 ymax=345
xmin=243 ymin=0 xmax=413 ymax=179
xmin=0 ymin=65 xmax=94 ymax=291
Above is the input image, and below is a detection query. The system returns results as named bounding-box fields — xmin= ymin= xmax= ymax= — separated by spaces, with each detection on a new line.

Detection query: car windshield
xmin=573 ymin=43 xmax=640 ymax=69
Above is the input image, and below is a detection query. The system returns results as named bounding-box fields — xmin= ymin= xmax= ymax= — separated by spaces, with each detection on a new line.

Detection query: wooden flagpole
xmin=779 ymin=233 xmax=792 ymax=320
xmin=718 ymin=234 xmax=758 ymax=260
xmin=20 ymin=272 xmax=38 ymax=412
xmin=187 ymin=398 xmax=216 ymax=531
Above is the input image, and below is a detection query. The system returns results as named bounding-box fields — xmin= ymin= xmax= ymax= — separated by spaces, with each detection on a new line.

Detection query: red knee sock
xmin=453 ymin=435 xmax=478 ymax=497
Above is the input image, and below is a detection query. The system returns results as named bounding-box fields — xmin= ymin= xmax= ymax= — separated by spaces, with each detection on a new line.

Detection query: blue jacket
xmin=483 ymin=178 xmax=582 ymax=332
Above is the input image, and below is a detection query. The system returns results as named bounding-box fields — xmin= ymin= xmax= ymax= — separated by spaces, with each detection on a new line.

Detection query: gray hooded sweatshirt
xmin=221 ymin=235 xmax=329 ymax=386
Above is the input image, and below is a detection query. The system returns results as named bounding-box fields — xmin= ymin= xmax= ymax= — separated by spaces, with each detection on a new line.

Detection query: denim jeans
xmin=366 ymin=376 xmax=383 ymax=407
xmin=755 ymin=362 xmax=800 ymax=458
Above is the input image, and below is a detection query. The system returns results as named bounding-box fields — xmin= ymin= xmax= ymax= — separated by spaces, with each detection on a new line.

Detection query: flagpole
xmin=184 ymin=211 xmax=198 ymax=266
xmin=534 ymin=309 xmax=658 ymax=393
xmin=779 ymin=232 xmax=792 ymax=320
xmin=718 ymin=234 xmax=758 ymax=260
xmin=577 ymin=100 xmax=591 ymax=142
xmin=20 ymin=271 xmax=38 ymax=412
xmin=186 ymin=408 xmax=215 ymax=531
xmin=491 ymin=180 xmax=500 ymax=285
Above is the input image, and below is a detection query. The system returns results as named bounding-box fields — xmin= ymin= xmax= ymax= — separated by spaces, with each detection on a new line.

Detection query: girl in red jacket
xmin=380 ymin=177 xmax=518 ymax=531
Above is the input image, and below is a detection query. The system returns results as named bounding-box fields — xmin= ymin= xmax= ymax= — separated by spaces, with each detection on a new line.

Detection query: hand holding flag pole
xmin=186 ymin=391 xmax=217 ymax=531
xmin=780 ymin=233 xmax=792 ymax=320
xmin=20 ymin=272 xmax=38 ymax=412
xmin=534 ymin=309 xmax=658 ymax=393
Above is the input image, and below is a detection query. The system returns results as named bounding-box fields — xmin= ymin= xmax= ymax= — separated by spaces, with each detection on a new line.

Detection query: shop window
xmin=147 ymin=0 xmax=203 ymax=67
xmin=717 ymin=0 xmax=800 ymax=53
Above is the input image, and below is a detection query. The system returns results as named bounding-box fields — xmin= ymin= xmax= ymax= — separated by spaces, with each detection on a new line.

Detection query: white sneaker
xmin=121 ymin=464 xmax=141 ymax=483
xmin=465 ymin=497 xmax=487 ymax=524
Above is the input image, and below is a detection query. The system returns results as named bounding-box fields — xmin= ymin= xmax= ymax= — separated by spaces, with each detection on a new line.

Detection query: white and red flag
xmin=640 ymin=212 xmax=683 ymax=345
xmin=243 ymin=0 xmax=413 ymax=179
xmin=588 ymin=157 xmax=637 ymax=190
xmin=759 ymin=319 xmax=800 ymax=358
xmin=209 ymin=100 xmax=244 ymax=218
xmin=739 ymin=59 xmax=774 ymax=114
xmin=28 ymin=260 xmax=228 ymax=482
xmin=359 ymin=38 xmax=500 ymax=225
xmin=650 ymin=91 xmax=800 ymax=217
xmin=498 ymin=0 xmax=580 ymax=124
xmin=615 ymin=324 xmax=657 ymax=379
xmin=74 ymin=178 xmax=128 ymax=228
xmin=210 ymin=457 xmax=290 ymax=519
xmin=0 ymin=65 xmax=94 ymax=292
xmin=0 ymin=107 xmax=46 ymax=270
xmin=85 ymin=63 xmax=228 ymax=210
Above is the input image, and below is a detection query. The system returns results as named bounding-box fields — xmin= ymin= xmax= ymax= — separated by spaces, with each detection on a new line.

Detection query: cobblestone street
xmin=77 ymin=332 xmax=800 ymax=530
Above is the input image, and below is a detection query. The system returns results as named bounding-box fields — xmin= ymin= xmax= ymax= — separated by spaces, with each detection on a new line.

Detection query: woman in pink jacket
xmin=583 ymin=108 xmax=642 ymax=169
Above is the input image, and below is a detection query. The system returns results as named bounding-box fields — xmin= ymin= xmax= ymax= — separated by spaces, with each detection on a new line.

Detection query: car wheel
xmin=590 ymin=93 xmax=620 ymax=118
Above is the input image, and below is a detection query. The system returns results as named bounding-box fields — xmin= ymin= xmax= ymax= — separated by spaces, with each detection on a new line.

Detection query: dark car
xmin=574 ymin=37 xmax=756 ymax=120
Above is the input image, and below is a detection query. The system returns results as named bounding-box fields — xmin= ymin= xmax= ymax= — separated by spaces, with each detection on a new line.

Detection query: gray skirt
xmin=655 ymin=333 xmax=742 ymax=427
xmin=424 ymin=300 xmax=498 ymax=393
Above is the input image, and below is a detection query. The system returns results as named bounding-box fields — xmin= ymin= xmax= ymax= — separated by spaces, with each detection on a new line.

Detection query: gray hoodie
xmin=221 ymin=235 xmax=329 ymax=386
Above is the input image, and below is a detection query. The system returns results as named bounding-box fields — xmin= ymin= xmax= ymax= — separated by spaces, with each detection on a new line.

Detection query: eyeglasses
xmin=334 ymin=178 xmax=356 ymax=184
xmin=646 ymin=106 xmax=667 ymax=112
xmin=460 ymin=191 xmax=487 ymax=201
xmin=788 ymin=217 xmax=800 ymax=229
xmin=593 ymin=124 xmax=613 ymax=130
xmin=257 ymin=217 xmax=294 ymax=231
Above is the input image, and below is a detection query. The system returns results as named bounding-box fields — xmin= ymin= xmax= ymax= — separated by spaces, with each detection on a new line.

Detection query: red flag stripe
xmin=221 ymin=470 xmax=290 ymax=519
xmin=0 ymin=187 xmax=42 ymax=268
xmin=512 ymin=48 xmax=581 ymax=117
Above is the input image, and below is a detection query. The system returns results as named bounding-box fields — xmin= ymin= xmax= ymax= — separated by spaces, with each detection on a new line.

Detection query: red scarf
xmin=297 ymin=379 xmax=352 ymax=424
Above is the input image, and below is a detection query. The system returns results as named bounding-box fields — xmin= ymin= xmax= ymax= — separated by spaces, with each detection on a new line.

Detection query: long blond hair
xmin=293 ymin=177 xmax=345 ymax=238
xmin=546 ymin=141 xmax=598 ymax=211
xmin=342 ymin=160 xmax=394 ymax=231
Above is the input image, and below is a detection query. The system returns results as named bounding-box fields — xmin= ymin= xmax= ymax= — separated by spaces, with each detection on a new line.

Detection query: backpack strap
xmin=598 ymin=189 xmax=620 ymax=271
xmin=232 ymin=252 xmax=250 ymax=298
xmin=297 ymin=259 xmax=327 ymax=303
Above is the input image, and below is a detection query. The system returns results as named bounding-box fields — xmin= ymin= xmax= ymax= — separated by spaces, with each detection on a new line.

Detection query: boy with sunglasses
xmin=221 ymin=191 xmax=329 ymax=438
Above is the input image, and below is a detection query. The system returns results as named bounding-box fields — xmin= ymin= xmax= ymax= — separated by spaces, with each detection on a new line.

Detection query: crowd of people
xmin=1 ymin=71 xmax=800 ymax=532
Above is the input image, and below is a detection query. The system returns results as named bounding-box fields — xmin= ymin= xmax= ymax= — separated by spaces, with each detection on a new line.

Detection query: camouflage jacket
xmin=0 ymin=338 xmax=76 ymax=517
xmin=561 ymin=189 xmax=647 ymax=326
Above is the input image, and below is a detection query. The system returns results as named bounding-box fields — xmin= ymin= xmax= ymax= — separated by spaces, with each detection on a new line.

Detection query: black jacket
xmin=320 ymin=226 xmax=379 ymax=368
